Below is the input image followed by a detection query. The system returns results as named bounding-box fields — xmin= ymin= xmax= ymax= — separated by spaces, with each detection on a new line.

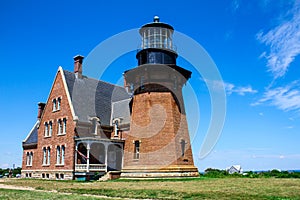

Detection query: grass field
xmin=0 ymin=177 xmax=300 ymax=199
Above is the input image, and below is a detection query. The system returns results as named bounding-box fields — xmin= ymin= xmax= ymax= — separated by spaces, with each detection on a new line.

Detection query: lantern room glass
xmin=141 ymin=27 xmax=174 ymax=51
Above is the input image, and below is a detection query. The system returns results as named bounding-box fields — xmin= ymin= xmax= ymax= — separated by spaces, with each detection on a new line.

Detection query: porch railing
xmin=75 ymin=164 xmax=106 ymax=172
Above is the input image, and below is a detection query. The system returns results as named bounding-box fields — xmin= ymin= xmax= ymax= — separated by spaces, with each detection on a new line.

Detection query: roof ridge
xmin=63 ymin=69 xmax=126 ymax=90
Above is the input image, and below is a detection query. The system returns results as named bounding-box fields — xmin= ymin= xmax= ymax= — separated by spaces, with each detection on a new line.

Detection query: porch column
xmin=104 ymin=143 xmax=108 ymax=172
xmin=75 ymin=143 xmax=78 ymax=165
xmin=87 ymin=143 xmax=90 ymax=173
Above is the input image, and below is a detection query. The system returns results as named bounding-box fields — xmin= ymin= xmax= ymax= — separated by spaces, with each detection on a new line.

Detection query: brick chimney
xmin=37 ymin=102 xmax=46 ymax=119
xmin=73 ymin=55 xmax=84 ymax=78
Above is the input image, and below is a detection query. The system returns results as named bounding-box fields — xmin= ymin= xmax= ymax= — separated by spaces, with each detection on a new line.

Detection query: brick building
xmin=22 ymin=17 xmax=199 ymax=180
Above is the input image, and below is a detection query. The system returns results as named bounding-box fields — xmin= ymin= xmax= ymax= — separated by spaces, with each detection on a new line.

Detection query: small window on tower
xmin=134 ymin=140 xmax=140 ymax=160
xmin=180 ymin=139 xmax=186 ymax=157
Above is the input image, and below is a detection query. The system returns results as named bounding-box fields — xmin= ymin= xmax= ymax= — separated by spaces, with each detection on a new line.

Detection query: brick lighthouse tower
xmin=121 ymin=16 xmax=199 ymax=178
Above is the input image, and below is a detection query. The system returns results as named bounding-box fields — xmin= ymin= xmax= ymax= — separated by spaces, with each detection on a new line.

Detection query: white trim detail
xmin=59 ymin=67 xmax=76 ymax=120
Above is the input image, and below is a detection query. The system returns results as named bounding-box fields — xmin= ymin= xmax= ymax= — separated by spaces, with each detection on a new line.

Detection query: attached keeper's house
xmin=22 ymin=17 xmax=199 ymax=180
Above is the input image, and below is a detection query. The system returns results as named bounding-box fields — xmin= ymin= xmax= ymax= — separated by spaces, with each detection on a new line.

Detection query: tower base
xmin=120 ymin=165 xmax=199 ymax=178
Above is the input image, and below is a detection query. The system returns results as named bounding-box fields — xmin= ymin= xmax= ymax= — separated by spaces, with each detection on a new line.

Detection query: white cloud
xmin=259 ymin=112 xmax=264 ymax=116
xmin=257 ymin=1 xmax=300 ymax=79
xmin=204 ymin=79 xmax=257 ymax=96
xmin=285 ymin=126 xmax=294 ymax=129
xmin=231 ymin=0 xmax=240 ymax=12
xmin=253 ymin=80 xmax=300 ymax=112
xmin=224 ymin=82 xmax=257 ymax=96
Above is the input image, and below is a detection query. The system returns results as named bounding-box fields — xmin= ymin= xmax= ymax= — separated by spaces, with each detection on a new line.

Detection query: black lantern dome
xmin=136 ymin=16 xmax=178 ymax=65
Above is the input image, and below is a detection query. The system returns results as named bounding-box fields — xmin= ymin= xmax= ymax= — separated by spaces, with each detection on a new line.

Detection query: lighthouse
xmin=122 ymin=16 xmax=199 ymax=178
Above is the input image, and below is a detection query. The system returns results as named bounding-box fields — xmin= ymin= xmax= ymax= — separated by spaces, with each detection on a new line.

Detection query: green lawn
xmin=0 ymin=188 xmax=107 ymax=200
xmin=1 ymin=177 xmax=300 ymax=199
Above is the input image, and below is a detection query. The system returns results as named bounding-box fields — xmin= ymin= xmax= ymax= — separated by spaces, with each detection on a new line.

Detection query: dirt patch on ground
xmin=0 ymin=183 xmax=35 ymax=191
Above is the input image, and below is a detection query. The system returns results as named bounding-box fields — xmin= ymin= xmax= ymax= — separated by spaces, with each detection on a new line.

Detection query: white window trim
xmin=42 ymin=147 xmax=47 ymax=165
xmin=55 ymin=145 xmax=65 ymax=166
xmin=44 ymin=122 xmax=48 ymax=137
xmin=52 ymin=99 xmax=57 ymax=112
xmin=26 ymin=152 xmax=33 ymax=166
xmin=57 ymin=97 xmax=61 ymax=111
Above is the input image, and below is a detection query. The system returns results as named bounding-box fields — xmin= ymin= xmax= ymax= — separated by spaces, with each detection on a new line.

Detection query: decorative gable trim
xmin=59 ymin=66 xmax=76 ymax=120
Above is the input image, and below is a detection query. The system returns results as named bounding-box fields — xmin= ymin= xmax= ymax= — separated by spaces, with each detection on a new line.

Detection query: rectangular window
xmin=180 ymin=139 xmax=186 ymax=157
xmin=134 ymin=140 xmax=140 ymax=159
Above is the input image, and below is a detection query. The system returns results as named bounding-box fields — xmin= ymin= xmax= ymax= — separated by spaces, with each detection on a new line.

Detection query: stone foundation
xmin=121 ymin=165 xmax=199 ymax=178
xmin=21 ymin=170 xmax=73 ymax=180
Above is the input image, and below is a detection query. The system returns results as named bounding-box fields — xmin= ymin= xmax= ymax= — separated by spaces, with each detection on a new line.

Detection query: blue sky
xmin=0 ymin=0 xmax=300 ymax=171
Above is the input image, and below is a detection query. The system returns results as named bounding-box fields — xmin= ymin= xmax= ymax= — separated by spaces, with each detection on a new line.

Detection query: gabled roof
xmin=23 ymin=121 xmax=39 ymax=146
xmin=63 ymin=70 xmax=130 ymax=125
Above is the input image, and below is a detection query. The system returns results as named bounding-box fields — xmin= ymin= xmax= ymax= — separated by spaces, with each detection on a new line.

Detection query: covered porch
xmin=74 ymin=138 xmax=124 ymax=178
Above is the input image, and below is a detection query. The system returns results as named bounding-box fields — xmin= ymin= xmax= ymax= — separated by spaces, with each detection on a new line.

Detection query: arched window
xmin=52 ymin=99 xmax=56 ymax=111
xmin=47 ymin=147 xmax=51 ymax=165
xmin=56 ymin=146 xmax=61 ymax=164
xmin=49 ymin=121 xmax=52 ymax=136
xmin=57 ymin=119 xmax=62 ymax=135
xmin=43 ymin=147 xmax=47 ymax=165
xmin=30 ymin=152 xmax=33 ymax=166
xmin=57 ymin=98 xmax=61 ymax=110
xmin=61 ymin=145 xmax=65 ymax=165
xmin=44 ymin=122 xmax=48 ymax=137
xmin=63 ymin=118 xmax=67 ymax=134
xmin=26 ymin=152 xmax=30 ymax=166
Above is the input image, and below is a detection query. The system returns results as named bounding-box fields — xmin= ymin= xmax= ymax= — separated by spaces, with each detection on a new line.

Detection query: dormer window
xmin=113 ymin=118 xmax=121 ymax=137
xmin=90 ymin=117 xmax=99 ymax=135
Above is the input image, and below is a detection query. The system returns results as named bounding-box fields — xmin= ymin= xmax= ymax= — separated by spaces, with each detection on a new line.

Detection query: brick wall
xmin=123 ymin=91 xmax=195 ymax=168
xmin=22 ymin=69 xmax=75 ymax=179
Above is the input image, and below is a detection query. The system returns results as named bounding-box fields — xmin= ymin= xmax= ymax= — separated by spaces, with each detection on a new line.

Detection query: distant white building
xmin=227 ymin=165 xmax=243 ymax=174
